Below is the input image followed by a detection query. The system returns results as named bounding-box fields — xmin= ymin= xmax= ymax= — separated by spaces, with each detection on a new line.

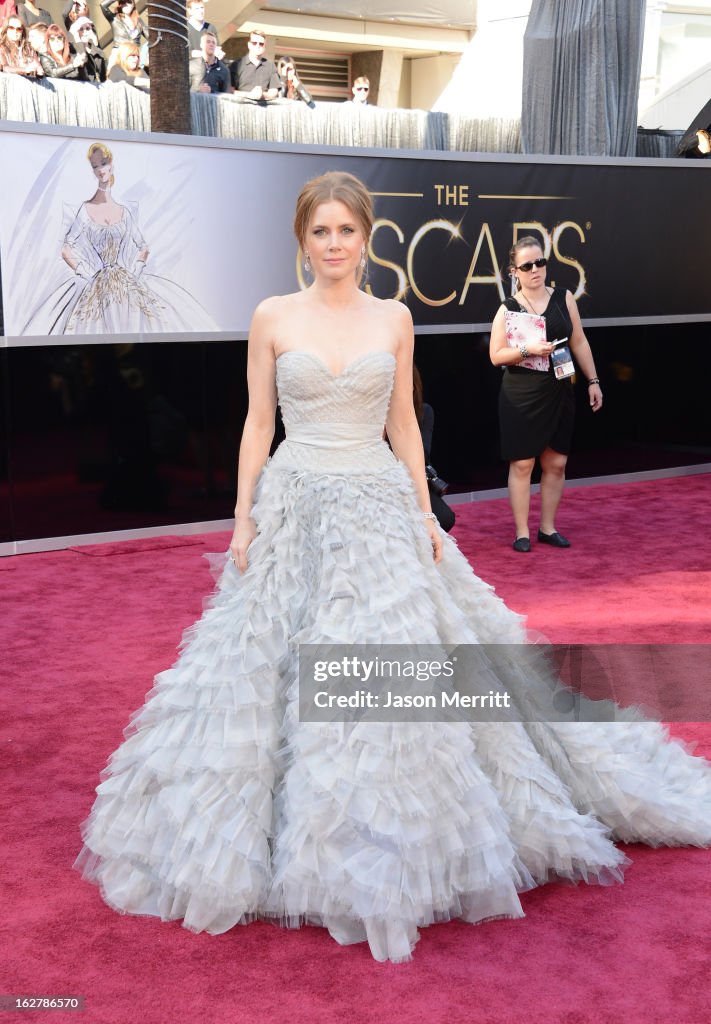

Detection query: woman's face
xmin=6 ymin=19 xmax=25 ymax=44
xmin=513 ymin=244 xmax=546 ymax=288
xmin=120 ymin=1 xmax=135 ymax=13
xmin=49 ymin=33 xmax=64 ymax=53
xmin=126 ymin=52 xmax=139 ymax=70
xmin=306 ymin=200 xmax=365 ymax=279
xmin=90 ymin=150 xmax=113 ymax=186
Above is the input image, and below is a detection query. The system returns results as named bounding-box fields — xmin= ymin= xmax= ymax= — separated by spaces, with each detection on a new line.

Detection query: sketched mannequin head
xmin=87 ymin=143 xmax=115 ymax=188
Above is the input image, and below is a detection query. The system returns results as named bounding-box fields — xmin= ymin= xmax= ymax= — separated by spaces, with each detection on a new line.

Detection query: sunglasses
xmin=249 ymin=39 xmax=265 ymax=47
xmin=515 ymin=257 xmax=547 ymax=273
xmin=7 ymin=23 xmax=23 ymax=30
xmin=355 ymin=86 xmax=369 ymax=92
xmin=79 ymin=24 xmax=95 ymax=30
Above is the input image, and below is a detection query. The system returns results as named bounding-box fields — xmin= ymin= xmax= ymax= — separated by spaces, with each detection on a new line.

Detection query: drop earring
xmin=304 ymin=252 xmax=311 ymax=273
xmin=360 ymin=246 xmax=367 ymax=269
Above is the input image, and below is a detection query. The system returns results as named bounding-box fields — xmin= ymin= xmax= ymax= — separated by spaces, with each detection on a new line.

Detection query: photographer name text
xmin=313 ymin=690 xmax=511 ymax=709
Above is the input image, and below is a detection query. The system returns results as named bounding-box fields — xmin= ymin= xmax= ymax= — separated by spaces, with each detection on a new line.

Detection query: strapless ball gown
xmin=74 ymin=350 xmax=711 ymax=963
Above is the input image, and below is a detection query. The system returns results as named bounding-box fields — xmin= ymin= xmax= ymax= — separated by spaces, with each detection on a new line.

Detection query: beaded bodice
xmin=271 ymin=349 xmax=397 ymax=474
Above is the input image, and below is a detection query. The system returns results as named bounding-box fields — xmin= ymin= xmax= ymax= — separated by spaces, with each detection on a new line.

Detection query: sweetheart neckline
xmin=82 ymin=203 xmax=127 ymax=229
xmin=275 ymin=349 xmax=396 ymax=380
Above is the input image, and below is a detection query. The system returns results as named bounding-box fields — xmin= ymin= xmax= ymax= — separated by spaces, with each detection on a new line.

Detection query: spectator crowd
xmin=0 ymin=3 xmax=373 ymax=106
xmin=0 ymin=0 xmax=147 ymax=83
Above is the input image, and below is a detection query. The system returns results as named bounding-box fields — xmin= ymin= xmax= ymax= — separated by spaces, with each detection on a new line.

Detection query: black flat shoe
xmin=537 ymin=530 xmax=571 ymax=548
xmin=512 ymin=537 xmax=531 ymax=552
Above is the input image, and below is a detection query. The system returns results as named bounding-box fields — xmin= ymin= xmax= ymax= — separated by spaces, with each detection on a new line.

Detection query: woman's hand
xmin=530 ymin=340 xmax=553 ymax=356
xmin=588 ymin=382 xmax=603 ymax=412
xmin=230 ymin=516 xmax=257 ymax=573
xmin=425 ymin=517 xmax=443 ymax=564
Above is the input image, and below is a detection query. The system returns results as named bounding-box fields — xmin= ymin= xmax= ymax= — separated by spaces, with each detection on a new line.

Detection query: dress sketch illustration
xmin=22 ymin=143 xmax=217 ymax=337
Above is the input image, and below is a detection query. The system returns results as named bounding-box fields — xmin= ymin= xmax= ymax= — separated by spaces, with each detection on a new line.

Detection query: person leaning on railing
xmin=276 ymin=54 xmax=314 ymax=107
xmin=189 ymin=29 xmax=230 ymax=94
xmin=230 ymin=27 xmax=279 ymax=101
xmin=108 ymin=39 xmax=149 ymax=88
xmin=68 ymin=16 xmax=107 ymax=81
xmin=346 ymin=75 xmax=370 ymax=105
xmin=26 ymin=19 xmax=47 ymax=55
xmin=0 ymin=13 xmax=43 ymax=75
xmin=39 ymin=22 xmax=89 ymax=78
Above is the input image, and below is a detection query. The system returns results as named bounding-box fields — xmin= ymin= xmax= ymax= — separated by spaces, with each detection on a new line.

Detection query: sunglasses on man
xmin=515 ymin=257 xmax=547 ymax=273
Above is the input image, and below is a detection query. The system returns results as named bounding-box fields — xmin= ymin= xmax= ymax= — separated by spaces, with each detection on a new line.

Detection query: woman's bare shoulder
xmin=367 ymin=294 xmax=412 ymax=326
xmin=251 ymin=291 xmax=303 ymax=322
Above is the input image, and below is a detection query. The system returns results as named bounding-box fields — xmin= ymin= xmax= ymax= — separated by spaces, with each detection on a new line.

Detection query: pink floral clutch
xmin=504 ymin=311 xmax=549 ymax=372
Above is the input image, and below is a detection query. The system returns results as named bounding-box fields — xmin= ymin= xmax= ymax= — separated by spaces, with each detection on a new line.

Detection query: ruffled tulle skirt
xmin=74 ymin=447 xmax=711 ymax=962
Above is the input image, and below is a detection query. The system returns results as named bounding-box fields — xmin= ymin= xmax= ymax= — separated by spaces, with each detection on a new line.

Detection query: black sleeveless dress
xmin=498 ymin=286 xmax=575 ymax=461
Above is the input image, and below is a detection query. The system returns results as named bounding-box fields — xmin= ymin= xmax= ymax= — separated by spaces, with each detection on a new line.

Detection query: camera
xmin=425 ymin=464 xmax=449 ymax=496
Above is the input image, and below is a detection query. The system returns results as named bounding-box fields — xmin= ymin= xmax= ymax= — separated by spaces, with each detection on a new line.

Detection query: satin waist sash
xmin=285 ymin=421 xmax=384 ymax=450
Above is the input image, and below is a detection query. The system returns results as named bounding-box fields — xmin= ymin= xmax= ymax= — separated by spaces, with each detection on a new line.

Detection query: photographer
xmin=414 ymin=365 xmax=455 ymax=533
xmin=62 ymin=0 xmax=89 ymax=31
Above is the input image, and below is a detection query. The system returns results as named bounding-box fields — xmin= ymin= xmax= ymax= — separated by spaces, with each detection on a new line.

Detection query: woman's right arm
xmin=61 ymin=242 xmax=80 ymax=270
xmin=230 ymin=299 xmax=278 ymax=572
xmin=40 ymin=52 xmax=78 ymax=78
xmin=61 ymin=215 xmax=88 ymax=273
xmin=489 ymin=304 xmax=552 ymax=366
xmin=100 ymin=0 xmax=116 ymax=22
xmin=1 ymin=48 xmax=39 ymax=74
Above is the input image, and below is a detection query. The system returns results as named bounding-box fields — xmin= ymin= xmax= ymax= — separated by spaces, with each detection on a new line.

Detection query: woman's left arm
xmin=565 ymin=290 xmax=603 ymax=412
xmin=385 ymin=301 xmax=443 ymax=563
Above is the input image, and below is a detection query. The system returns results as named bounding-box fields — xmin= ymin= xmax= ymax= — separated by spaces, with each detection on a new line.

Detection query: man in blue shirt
xmin=189 ymin=30 xmax=230 ymax=93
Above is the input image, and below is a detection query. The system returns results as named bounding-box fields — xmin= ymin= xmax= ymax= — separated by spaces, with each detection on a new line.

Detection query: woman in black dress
xmin=489 ymin=236 xmax=603 ymax=552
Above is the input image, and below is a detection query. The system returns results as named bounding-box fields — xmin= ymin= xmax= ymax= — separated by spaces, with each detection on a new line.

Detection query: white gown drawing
xmin=21 ymin=142 xmax=218 ymax=337
xmin=74 ymin=348 xmax=711 ymax=964
xmin=23 ymin=203 xmax=217 ymax=336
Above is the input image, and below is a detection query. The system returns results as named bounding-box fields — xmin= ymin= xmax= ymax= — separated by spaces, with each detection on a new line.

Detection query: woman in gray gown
xmin=75 ymin=171 xmax=711 ymax=964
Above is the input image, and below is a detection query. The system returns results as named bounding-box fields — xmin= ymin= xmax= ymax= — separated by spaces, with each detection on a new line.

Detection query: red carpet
xmin=3 ymin=474 xmax=710 ymax=1024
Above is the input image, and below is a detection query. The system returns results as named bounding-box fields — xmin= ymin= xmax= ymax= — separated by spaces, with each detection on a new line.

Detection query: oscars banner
xmin=1 ymin=122 xmax=710 ymax=345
